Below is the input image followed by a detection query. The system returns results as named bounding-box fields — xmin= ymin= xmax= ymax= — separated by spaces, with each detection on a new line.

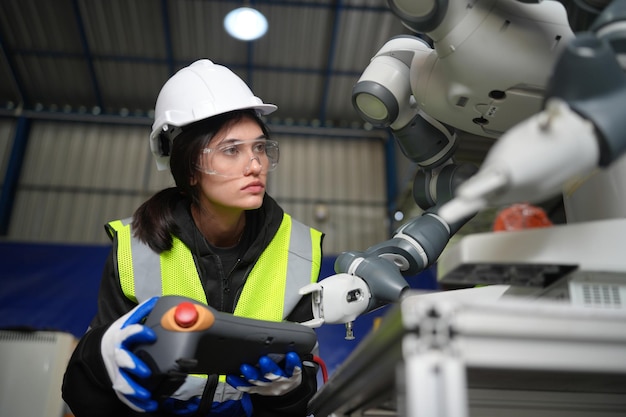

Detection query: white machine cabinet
xmin=308 ymin=292 xmax=626 ymax=417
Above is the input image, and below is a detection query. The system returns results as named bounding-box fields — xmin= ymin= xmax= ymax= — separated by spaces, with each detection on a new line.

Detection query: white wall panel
xmin=7 ymin=121 xmax=390 ymax=255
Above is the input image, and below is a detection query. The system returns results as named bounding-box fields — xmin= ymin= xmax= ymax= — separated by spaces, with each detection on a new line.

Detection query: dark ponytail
xmin=131 ymin=187 xmax=182 ymax=252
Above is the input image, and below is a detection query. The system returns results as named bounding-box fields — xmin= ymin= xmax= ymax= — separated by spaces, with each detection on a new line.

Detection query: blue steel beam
xmin=0 ymin=117 xmax=31 ymax=235
xmin=71 ymin=0 xmax=103 ymax=109
xmin=318 ymin=0 xmax=344 ymax=125
xmin=0 ymin=14 xmax=26 ymax=107
xmin=161 ymin=0 xmax=176 ymax=75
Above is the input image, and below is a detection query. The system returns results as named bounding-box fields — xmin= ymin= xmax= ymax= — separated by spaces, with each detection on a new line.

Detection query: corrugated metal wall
xmin=8 ymin=121 xmax=173 ymax=243
xmin=0 ymin=119 xmax=15 ymax=184
xmin=271 ymin=132 xmax=389 ymax=254
xmin=4 ymin=120 xmax=389 ymax=255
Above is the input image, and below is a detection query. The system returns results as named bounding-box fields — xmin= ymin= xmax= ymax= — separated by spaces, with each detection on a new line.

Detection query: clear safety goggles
xmin=196 ymin=139 xmax=280 ymax=177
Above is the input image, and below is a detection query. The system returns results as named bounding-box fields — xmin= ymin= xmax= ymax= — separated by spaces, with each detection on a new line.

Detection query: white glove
xmin=101 ymin=297 xmax=159 ymax=412
xmin=226 ymin=352 xmax=303 ymax=396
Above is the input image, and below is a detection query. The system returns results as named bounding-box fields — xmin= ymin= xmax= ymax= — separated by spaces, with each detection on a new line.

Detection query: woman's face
xmin=192 ymin=116 xmax=270 ymax=213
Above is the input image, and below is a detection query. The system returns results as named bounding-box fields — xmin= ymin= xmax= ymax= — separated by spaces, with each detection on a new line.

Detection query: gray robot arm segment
xmin=546 ymin=32 xmax=626 ymax=166
xmin=335 ymin=252 xmax=409 ymax=312
xmin=333 ymin=211 xmax=456 ymax=315
xmin=387 ymin=0 xmax=449 ymax=33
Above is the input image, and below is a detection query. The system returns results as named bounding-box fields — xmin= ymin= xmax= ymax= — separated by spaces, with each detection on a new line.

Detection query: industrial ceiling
xmin=0 ymin=0 xmax=603 ymax=222
xmin=0 ymin=0 xmax=597 ymax=128
xmin=0 ymin=0 xmax=415 ymax=127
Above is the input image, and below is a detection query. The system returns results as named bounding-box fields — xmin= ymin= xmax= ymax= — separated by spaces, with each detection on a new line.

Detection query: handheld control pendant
xmin=132 ymin=296 xmax=317 ymax=399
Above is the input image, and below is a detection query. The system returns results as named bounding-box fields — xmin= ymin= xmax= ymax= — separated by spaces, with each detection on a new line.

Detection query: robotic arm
xmin=300 ymin=34 xmax=478 ymax=334
xmin=299 ymin=207 xmax=472 ymax=336
xmin=300 ymin=0 xmax=621 ymax=336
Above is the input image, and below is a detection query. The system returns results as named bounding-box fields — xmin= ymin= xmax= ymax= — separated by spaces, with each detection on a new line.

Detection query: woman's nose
xmin=244 ymin=156 xmax=263 ymax=175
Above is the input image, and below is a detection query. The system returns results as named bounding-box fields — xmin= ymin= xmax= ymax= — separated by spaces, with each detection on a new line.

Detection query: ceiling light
xmin=224 ymin=7 xmax=268 ymax=41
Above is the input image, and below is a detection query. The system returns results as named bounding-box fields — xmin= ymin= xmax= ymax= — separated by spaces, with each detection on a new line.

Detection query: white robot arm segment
xmin=440 ymin=29 xmax=626 ymax=223
xmin=299 ymin=274 xmax=372 ymax=330
xmin=394 ymin=0 xmax=574 ymax=138
xmin=352 ymin=35 xmax=462 ymax=173
xmin=439 ymin=99 xmax=599 ymax=222
xmin=352 ymin=36 xmax=431 ymax=130
xmin=387 ymin=0 xmax=463 ymax=37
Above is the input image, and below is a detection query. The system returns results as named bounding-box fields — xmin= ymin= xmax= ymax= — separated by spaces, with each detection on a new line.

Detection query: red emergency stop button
xmin=174 ymin=301 xmax=199 ymax=328
xmin=161 ymin=300 xmax=215 ymax=331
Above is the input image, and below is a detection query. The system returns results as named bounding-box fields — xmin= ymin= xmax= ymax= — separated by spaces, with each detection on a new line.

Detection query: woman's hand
xmin=100 ymin=297 xmax=159 ymax=412
xmin=226 ymin=352 xmax=303 ymax=396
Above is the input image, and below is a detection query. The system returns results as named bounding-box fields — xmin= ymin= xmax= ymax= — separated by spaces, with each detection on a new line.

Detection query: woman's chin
xmin=239 ymin=195 xmax=265 ymax=210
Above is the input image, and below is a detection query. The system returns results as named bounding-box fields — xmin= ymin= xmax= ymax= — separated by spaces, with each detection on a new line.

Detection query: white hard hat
xmin=150 ymin=59 xmax=277 ymax=170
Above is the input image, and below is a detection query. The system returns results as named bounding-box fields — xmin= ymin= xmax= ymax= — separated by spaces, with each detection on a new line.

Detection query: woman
xmin=62 ymin=60 xmax=324 ymax=416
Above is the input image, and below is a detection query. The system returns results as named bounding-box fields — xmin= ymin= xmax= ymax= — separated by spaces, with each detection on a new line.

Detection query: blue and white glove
xmin=160 ymin=396 xmax=201 ymax=415
xmin=159 ymin=374 xmax=207 ymax=415
xmin=101 ymin=297 xmax=159 ymax=412
xmin=226 ymin=352 xmax=303 ymax=396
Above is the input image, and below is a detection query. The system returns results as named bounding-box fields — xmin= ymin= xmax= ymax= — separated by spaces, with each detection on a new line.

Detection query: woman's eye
xmin=221 ymin=146 xmax=239 ymax=156
xmin=253 ymin=143 xmax=266 ymax=153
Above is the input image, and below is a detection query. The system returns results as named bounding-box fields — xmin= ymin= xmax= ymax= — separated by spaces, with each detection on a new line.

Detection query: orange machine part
xmin=493 ymin=203 xmax=553 ymax=231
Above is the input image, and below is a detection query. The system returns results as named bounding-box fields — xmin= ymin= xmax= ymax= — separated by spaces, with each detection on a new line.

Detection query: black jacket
xmin=62 ymin=194 xmax=321 ymax=417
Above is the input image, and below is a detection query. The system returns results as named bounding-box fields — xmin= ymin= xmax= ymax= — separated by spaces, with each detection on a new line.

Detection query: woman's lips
xmin=242 ymin=181 xmax=265 ymax=193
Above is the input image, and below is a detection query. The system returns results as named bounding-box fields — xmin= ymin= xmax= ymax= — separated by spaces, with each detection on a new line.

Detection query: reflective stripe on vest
xmin=107 ymin=213 xmax=322 ymax=320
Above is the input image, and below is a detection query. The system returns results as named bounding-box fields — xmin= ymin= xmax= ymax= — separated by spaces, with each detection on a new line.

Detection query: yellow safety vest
xmin=107 ymin=213 xmax=322 ymax=321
